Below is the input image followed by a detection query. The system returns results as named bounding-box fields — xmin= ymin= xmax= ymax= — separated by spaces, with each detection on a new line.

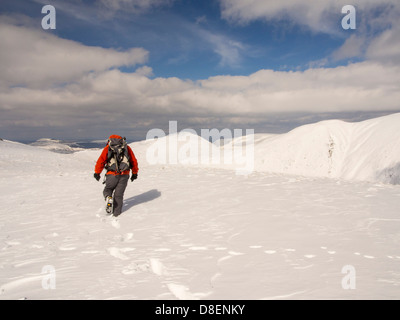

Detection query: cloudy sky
xmin=1 ymin=0 xmax=400 ymax=141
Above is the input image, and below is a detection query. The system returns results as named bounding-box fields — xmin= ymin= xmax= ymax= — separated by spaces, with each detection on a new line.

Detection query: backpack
xmin=105 ymin=137 xmax=131 ymax=173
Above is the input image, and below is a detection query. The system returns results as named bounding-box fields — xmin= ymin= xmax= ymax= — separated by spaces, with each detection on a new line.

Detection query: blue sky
xmin=1 ymin=0 xmax=347 ymax=78
xmin=0 ymin=0 xmax=399 ymax=140
xmin=53 ymin=0 xmax=348 ymax=78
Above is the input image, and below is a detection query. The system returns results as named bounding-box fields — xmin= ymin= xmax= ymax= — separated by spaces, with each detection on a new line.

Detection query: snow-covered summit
xmin=249 ymin=113 xmax=400 ymax=184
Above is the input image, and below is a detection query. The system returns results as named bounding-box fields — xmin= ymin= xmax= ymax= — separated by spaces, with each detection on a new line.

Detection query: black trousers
xmin=103 ymin=174 xmax=129 ymax=215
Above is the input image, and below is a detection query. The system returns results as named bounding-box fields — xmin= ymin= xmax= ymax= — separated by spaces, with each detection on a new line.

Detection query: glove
xmin=94 ymin=173 xmax=101 ymax=181
xmin=131 ymin=174 xmax=138 ymax=182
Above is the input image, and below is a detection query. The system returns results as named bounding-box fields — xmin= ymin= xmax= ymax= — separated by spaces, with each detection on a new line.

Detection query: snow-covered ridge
xmin=1 ymin=113 xmax=399 ymax=184
xmin=246 ymin=112 xmax=400 ymax=184
xmin=138 ymin=112 xmax=400 ymax=184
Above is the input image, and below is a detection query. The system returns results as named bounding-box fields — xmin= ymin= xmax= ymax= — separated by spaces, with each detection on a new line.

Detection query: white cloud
xmin=135 ymin=66 xmax=154 ymax=77
xmin=2 ymin=61 xmax=400 ymax=124
xmin=220 ymin=0 xmax=326 ymax=30
xmin=98 ymin=0 xmax=176 ymax=15
xmin=0 ymin=16 xmax=148 ymax=89
xmin=331 ymin=35 xmax=366 ymax=62
xmin=219 ymin=0 xmax=400 ymax=33
xmin=201 ymin=32 xmax=245 ymax=67
xmin=221 ymin=0 xmax=400 ymax=67
xmin=366 ymin=25 xmax=400 ymax=65
xmin=1 ymin=12 xmax=400 ymax=139
xmin=195 ymin=15 xmax=208 ymax=25
xmin=166 ymin=21 xmax=248 ymax=68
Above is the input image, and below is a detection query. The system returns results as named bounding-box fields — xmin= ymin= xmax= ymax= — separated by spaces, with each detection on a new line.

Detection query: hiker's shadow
xmin=124 ymin=189 xmax=162 ymax=211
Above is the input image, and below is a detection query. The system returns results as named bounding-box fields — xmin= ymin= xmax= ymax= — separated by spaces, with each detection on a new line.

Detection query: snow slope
xmin=225 ymin=113 xmax=400 ymax=184
xmin=0 ymin=114 xmax=400 ymax=300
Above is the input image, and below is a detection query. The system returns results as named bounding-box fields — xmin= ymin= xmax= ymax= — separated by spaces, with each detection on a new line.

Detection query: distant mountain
xmin=30 ymin=138 xmax=84 ymax=154
xmin=28 ymin=138 xmax=107 ymax=153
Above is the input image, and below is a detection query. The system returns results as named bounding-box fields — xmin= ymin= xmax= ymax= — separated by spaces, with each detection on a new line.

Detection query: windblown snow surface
xmin=1 ymin=114 xmax=400 ymax=300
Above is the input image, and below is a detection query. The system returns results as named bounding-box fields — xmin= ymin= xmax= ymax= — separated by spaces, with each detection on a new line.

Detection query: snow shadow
xmin=123 ymin=189 xmax=162 ymax=211
xmin=376 ymin=163 xmax=400 ymax=185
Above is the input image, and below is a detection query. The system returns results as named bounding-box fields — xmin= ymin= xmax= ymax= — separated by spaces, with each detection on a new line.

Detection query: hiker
xmin=94 ymin=135 xmax=139 ymax=216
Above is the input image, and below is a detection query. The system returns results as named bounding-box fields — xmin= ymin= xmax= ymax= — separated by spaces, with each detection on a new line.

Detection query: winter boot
xmin=105 ymin=196 xmax=113 ymax=215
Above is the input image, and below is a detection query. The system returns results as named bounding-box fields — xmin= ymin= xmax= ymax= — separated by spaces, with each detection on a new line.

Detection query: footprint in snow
xmin=107 ymin=247 xmax=135 ymax=261
xmin=189 ymin=246 xmax=208 ymax=251
xmin=217 ymin=251 xmax=245 ymax=264
xmin=44 ymin=232 xmax=59 ymax=239
xmin=228 ymin=251 xmax=244 ymax=256
xmin=154 ymin=248 xmax=171 ymax=252
xmin=110 ymin=218 xmax=120 ymax=229
xmin=81 ymin=250 xmax=100 ymax=254
xmin=122 ymin=261 xmax=150 ymax=275
xmin=150 ymin=258 xmax=168 ymax=276
xmin=5 ymin=241 xmax=21 ymax=246
xmin=58 ymin=246 xmax=76 ymax=251
xmin=114 ymin=233 xmax=134 ymax=242
xmin=354 ymin=252 xmax=375 ymax=259
xmin=386 ymin=255 xmax=400 ymax=259
xmin=167 ymin=283 xmax=198 ymax=300
xmin=123 ymin=233 xmax=134 ymax=242
xmin=320 ymin=247 xmax=336 ymax=255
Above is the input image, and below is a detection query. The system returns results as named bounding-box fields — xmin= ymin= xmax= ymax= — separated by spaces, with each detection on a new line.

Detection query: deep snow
xmin=0 ymin=114 xmax=399 ymax=300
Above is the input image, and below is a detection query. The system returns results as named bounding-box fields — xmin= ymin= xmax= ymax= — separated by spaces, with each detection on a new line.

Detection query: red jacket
xmin=95 ymin=140 xmax=139 ymax=176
